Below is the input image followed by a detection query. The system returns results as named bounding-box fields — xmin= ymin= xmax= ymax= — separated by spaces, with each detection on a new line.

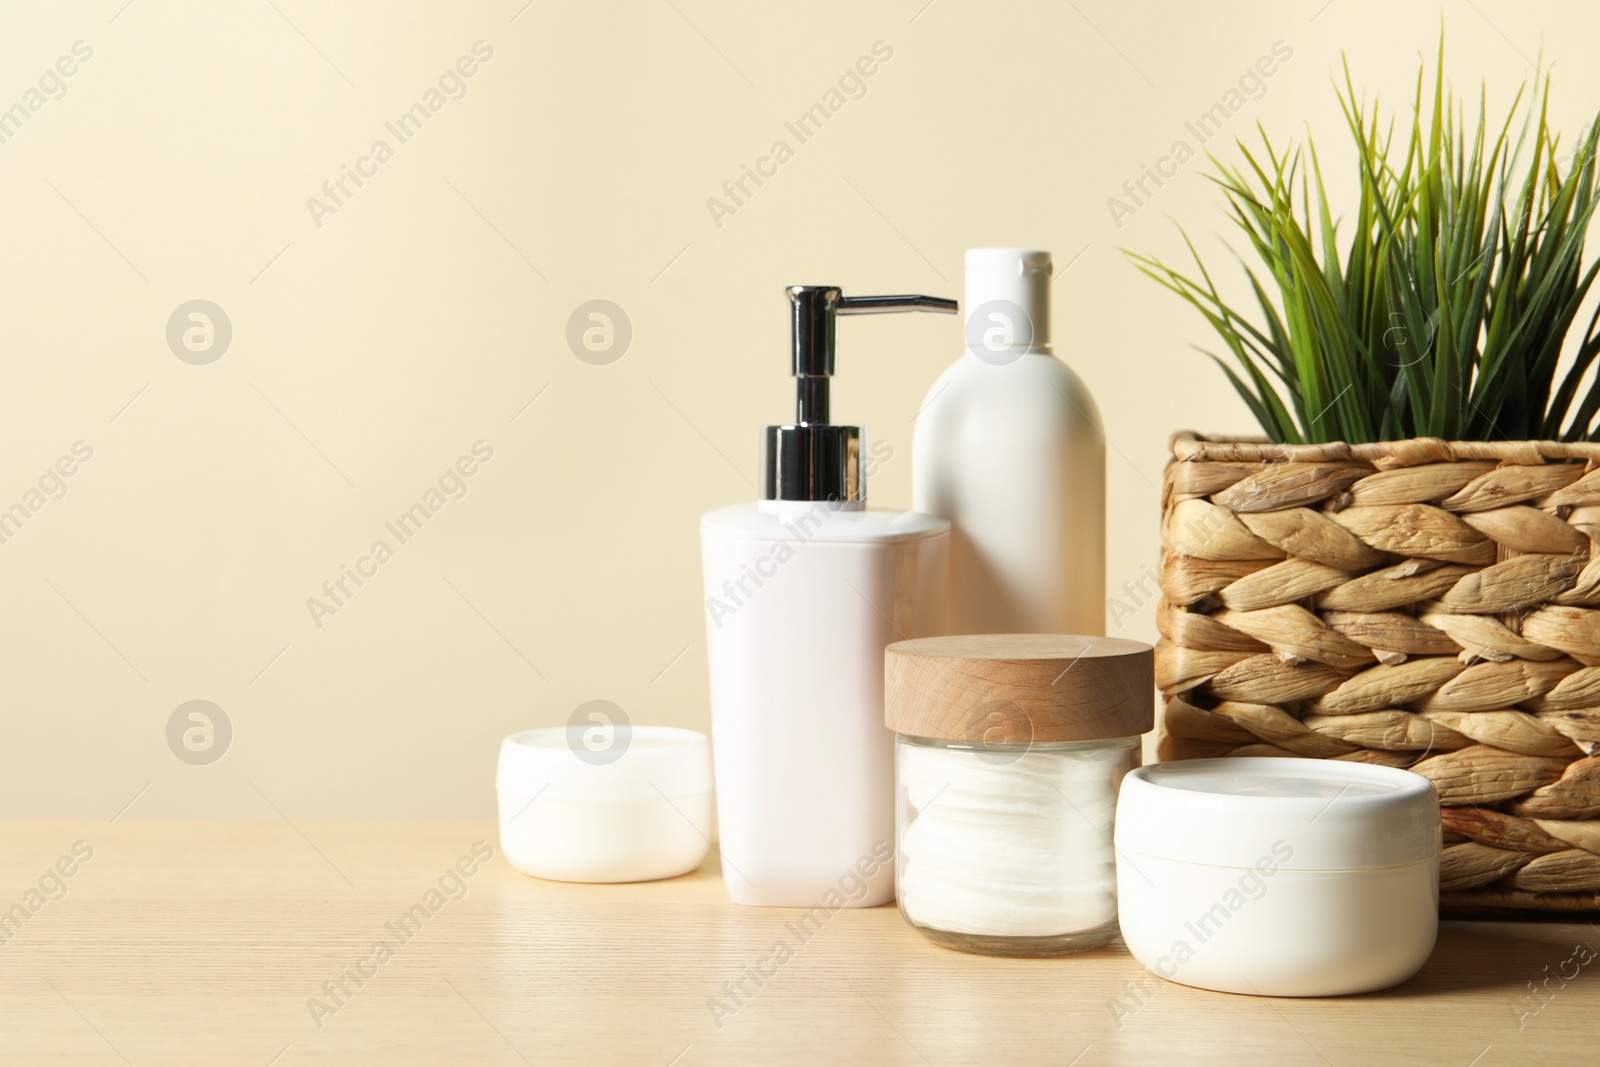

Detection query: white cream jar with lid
xmin=1115 ymin=757 xmax=1440 ymax=997
xmin=496 ymin=725 xmax=712 ymax=883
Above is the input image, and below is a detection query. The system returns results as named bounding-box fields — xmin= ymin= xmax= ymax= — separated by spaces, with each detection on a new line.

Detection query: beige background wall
xmin=2 ymin=0 xmax=1594 ymax=817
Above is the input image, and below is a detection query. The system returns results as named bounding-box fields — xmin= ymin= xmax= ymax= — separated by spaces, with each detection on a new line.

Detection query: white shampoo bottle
xmin=913 ymin=248 xmax=1105 ymax=635
xmin=702 ymin=286 xmax=952 ymax=907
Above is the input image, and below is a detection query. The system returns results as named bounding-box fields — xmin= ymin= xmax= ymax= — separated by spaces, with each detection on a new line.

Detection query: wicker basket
xmin=1158 ymin=431 xmax=1600 ymax=915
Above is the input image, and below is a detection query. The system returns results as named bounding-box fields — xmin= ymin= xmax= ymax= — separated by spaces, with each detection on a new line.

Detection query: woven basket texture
xmin=1159 ymin=432 xmax=1600 ymax=914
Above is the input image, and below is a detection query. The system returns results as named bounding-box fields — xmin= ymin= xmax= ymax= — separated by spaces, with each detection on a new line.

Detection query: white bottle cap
xmin=964 ymin=247 xmax=1052 ymax=358
xmin=496 ymin=724 xmax=711 ymax=802
xmin=1115 ymin=757 xmax=1440 ymax=871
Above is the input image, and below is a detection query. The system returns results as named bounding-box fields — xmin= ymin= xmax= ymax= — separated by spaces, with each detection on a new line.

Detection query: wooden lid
xmin=884 ymin=634 xmax=1154 ymax=743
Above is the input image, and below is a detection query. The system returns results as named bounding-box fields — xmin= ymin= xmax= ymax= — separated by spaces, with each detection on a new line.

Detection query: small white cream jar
xmin=497 ymin=726 xmax=712 ymax=883
xmin=1115 ymin=757 xmax=1440 ymax=997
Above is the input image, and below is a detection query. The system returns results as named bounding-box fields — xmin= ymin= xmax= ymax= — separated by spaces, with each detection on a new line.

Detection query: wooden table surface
xmin=0 ymin=821 xmax=1592 ymax=1066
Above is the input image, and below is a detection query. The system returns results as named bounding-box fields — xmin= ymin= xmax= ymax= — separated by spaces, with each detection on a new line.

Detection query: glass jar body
xmin=895 ymin=733 xmax=1139 ymax=957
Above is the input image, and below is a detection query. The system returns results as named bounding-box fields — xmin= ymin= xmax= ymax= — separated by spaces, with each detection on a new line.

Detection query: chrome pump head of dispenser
xmin=765 ymin=286 xmax=957 ymax=503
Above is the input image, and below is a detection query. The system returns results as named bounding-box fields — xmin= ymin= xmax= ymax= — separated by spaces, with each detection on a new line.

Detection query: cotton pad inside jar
xmin=884 ymin=634 xmax=1153 ymax=956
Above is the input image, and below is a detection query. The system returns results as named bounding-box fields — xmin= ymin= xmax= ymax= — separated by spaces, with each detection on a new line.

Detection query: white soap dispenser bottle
xmin=913 ymin=248 xmax=1106 ymax=636
xmin=701 ymin=286 xmax=953 ymax=908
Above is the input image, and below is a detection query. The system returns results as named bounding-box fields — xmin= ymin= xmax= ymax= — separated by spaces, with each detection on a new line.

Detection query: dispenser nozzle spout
xmin=768 ymin=284 xmax=957 ymax=504
xmin=785 ymin=286 xmax=958 ymax=423
xmin=837 ymin=294 xmax=959 ymax=315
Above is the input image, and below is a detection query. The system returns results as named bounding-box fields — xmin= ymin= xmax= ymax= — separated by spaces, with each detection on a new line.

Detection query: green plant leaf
xmin=1128 ymin=35 xmax=1600 ymax=445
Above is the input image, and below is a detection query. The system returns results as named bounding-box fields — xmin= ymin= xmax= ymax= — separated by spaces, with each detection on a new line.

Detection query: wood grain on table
xmin=0 ymin=821 xmax=1590 ymax=1065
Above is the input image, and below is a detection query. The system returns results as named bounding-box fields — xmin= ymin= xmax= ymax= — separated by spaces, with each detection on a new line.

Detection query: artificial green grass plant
xmin=1130 ymin=44 xmax=1600 ymax=444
